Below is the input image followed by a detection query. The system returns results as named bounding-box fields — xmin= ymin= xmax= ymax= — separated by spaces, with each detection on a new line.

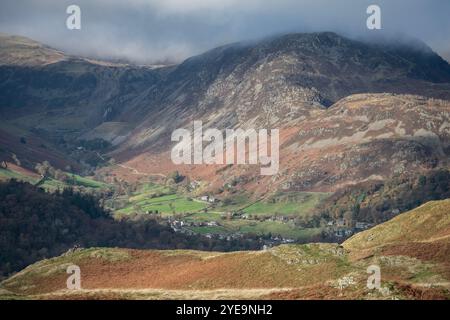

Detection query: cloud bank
xmin=0 ymin=0 xmax=449 ymax=64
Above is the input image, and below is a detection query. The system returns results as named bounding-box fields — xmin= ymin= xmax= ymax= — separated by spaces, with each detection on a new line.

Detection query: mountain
xmin=444 ymin=52 xmax=450 ymax=64
xmin=0 ymin=37 xmax=161 ymax=132
xmin=0 ymin=34 xmax=163 ymax=169
xmin=112 ymin=32 xmax=450 ymax=152
xmin=2 ymin=199 xmax=449 ymax=300
xmin=1 ymin=32 xmax=450 ymax=197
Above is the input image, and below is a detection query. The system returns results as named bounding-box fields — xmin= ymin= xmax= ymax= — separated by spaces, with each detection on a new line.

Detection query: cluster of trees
xmin=35 ymin=161 xmax=75 ymax=185
xmin=0 ymin=180 xmax=262 ymax=279
xmin=35 ymin=161 xmax=58 ymax=177
xmin=167 ymin=171 xmax=184 ymax=184
xmin=53 ymin=137 xmax=111 ymax=169
xmin=314 ymin=169 xmax=450 ymax=226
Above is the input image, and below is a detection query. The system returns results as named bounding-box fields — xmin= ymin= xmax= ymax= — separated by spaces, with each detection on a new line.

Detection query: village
xmin=164 ymin=194 xmax=375 ymax=246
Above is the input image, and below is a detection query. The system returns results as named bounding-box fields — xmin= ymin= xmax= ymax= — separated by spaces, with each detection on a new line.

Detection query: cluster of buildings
xmin=199 ymin=195 xmax=219 ymax=203
xmin=168 ymin=218 xmax=297 ymax=245
xmin=326 ymin=219 xmax=374 ymax=238
xmin=166 ymin=193 xmax=377 ymax=243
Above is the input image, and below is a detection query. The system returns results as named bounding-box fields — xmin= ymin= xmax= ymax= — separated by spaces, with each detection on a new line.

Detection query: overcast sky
xmin=1 ymin=0 xmax=449 ymax=64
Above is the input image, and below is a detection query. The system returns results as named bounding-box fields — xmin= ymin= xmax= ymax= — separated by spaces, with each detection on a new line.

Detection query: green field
xmin=236 ymin=221 xmax=322 ymax=240
xmin=217 ymin=192 xmax=330 ymax=217
xmin=128 ymin=183 xmax=173 ymax=202
xmin=116 ymin=183 xmax=208 ymax=216
xmin=0 ymin=167 xmax=110 ymax=191
xmin=38 ymin=175 xmax=109 ymax=191
xmin=183 ymin=211 xmax=223 ymax=222
xmin=0 ymin=168 xmax=36 ymax=183
xmin=71 ymin=174 xmax=110 ymax=189
xmin=133 ymin=199 xmax=206 ymax=217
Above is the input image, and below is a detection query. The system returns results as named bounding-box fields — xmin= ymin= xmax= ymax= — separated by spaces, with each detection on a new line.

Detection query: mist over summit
xmin=1 ymin=0 xmax=449 ymax=64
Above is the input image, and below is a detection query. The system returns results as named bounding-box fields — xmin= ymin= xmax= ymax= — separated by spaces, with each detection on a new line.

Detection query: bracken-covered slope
xmin=115 ymin=93 xmax=450 ymax=197
xmin=1 ymin=199 xmax=449 ymax=300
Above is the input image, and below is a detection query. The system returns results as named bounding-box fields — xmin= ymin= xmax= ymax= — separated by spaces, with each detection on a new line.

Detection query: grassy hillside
xmin=0 ymin=245 xmax=355 ymax=298
xmin=2 ymin=199 xmax=449 ymax=300
xmin=343 ymin=199 xmax=450 ymax=251
xmin=0 ymin=168 xmax=36 ymax=183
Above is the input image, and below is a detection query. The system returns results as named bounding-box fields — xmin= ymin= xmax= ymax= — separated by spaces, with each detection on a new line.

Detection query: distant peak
xmin=0 ymin=33 xmax=65 ymax=66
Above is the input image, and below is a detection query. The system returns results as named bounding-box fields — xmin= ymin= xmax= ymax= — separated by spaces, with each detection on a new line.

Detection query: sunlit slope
xmin=343 ymin=199 xmax=450 ymax=251
xmin=0 ymin=244 xmax=351 ymax=295
xmin=1 ymin=199 xmax=449 ymax=300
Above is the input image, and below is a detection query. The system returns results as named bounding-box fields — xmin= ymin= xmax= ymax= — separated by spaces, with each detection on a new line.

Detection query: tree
xmin=35 ymin=161 xmax=54 ymax=178
xmin=11 ymin=154 xmax=21 ymax=166
xmin=343 ymin=211 xmax=354 ymax=227
xmin=418 ymin=175 xmax=427 ymax=187
xmin=168 ymin=171 xmax=184 ymax=184
xmin=54 ymin=169 xmax=68 ymax=182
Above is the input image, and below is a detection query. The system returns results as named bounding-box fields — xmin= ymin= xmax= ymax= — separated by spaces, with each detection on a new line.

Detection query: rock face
xmin=278 ymin=94 xmax=450 ymax=192
xmin=1 ymin=32 xmax=450 ymax=195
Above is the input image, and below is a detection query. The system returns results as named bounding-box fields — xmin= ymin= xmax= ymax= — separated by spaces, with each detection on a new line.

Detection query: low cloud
xmin=0 ymin=0 xmax=449 ymax=64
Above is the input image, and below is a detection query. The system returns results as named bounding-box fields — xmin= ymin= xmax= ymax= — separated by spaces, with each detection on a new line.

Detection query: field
xmin=0 ymin=167 xmax=110 ymax=191
xmin=0 ymin=245 xmax=357 ymax=299
xmin=70 ymin=174 xmax=110 ymax=189
xmin=116 ymin=183 xmax=208 ymax=216
xmin=235 ymin=222 xmax=322 ymax=241
xmin=239 ymin=192 xmax=330 ymax=217
xmin=0 ymin=167 xmax=36 ymax=184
